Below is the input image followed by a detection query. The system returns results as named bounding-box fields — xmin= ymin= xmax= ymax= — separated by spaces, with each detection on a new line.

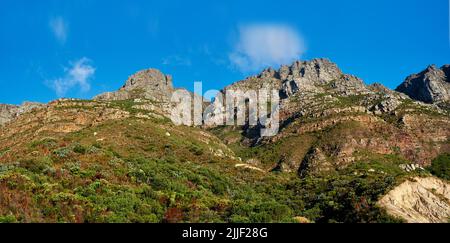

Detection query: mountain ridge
xmin=1 ymin=58 xmax=448 ymax=123
xmin=0 ymin=58 xmax=449 ymax=223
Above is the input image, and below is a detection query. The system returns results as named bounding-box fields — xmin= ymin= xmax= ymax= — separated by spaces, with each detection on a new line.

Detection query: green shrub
xmin=0 ymin=215 xmax=17 ymax=223
xmin=64 ymin=162 xmax=81 ymax=175
xmin=73 ymin=144 xmax=87 ymax=154
xmin=0 ymin=148 xmax=10 ymax=157
xmin=29 ymin=137 xmax=57 ymax=149
xmin=428 ymin=154 xmax=450 ymax=180
xmin=53 ymin=147 xmax=72 ymax=158
xmin=189 ymin=144 xmax=204 ymax=156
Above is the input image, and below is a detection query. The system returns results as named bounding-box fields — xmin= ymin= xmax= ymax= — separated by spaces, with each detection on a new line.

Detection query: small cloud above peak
xmin=47 ymin=58 xmax=95 ymax=97
xmin=162 ymin=55 xmax=192 ymax=67
xmin=49 ymin=16 xmax=68 ymax=44
xmin=229 ymin=23 xmax=306 ymax=73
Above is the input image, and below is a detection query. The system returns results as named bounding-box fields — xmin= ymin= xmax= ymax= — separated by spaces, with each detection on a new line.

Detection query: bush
xmin=73 ymin=144 xmax=87 ymax=154
xmin=189 ymin=144 xmax=204 ymax=156
xmin=428 ymin=154 xmax=450 ymax=180
xmin=53 ymin=147 xmax=72 ymax=158
xmin=29 ymin=137 xmax=57 ymax=149
xmin=0 ymin=215 xmax=17 ymax=223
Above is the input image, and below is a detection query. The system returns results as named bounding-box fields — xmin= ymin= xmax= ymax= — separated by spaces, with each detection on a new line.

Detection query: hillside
xmin=0 ymin=59 xmax=449 ymax=223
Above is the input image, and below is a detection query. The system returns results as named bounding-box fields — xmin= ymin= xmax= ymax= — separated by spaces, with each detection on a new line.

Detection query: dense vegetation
xmin=0 ymin=117 xmax=411 ymax=223
xmin=428 ymin=153 xmax=450 ymax=180
xmin=0 ymin=99 xmax=442 ymax=223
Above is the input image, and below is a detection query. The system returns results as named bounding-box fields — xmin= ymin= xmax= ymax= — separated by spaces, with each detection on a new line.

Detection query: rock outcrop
xmin=0 ymin=102 xmax=44 ymax=126
xmin=95 ymin=69 xmax=175 ymax=103
xmin=94 ymin=68 xmax=204 ymax=117
xmin=378 ymin=177 xmax=450 ymax=223
xmin=222 ymin=58 xmax=370 ymax=97
xmin=396 ymin=65 xmax=450 ymax=106
xmin=0 ymin=104 xmax=17 ymax=125
xmin=206 ymin=59 xmax=450 ymax=175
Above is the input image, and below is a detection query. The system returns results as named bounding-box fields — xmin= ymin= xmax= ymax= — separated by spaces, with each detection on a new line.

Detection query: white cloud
xmin=162 ymin=55 xmax=192 ymax=66
xmin=48 ymin=58 xmax=95 ymax=97
xmin=49 ymin=17 xmax=68 ymax=44
xmin=229 ymin=24 xmax=306 ymax=72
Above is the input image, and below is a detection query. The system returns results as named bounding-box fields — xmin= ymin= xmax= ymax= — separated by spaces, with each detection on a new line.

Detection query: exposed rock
xmin=299 ymin=147 xmax=332 ymax=177
xmin=369 ymin=82 xmax=391 ymax=93
xmin=0 ymin=102 xmax=44 ymax=126
xmin=204 ymin=59 xmax=450 ymax=174
xmin=399 ymin=164 xmax=424 ymax=172
xmin=0 ymin=104 xmax=17 ymax=125
xmin=378 ymin=177 xmax=450 ymax=223
xmin=246 ymin=158 xmax=261 ymax=166
xmin=234 ymin=164 xmax=265 ymax=173
xmin=95 ymin=69 xmax=175 ymax=103
xmin=205 ymin=58 xmax=373 ymax=128
xmin=293 ymin=216 xmax=311 ymax=223
xmin=94 ymin=68 xmax=206 ymax=118
xmin=396 ymin=65 xmax=450 ymax=106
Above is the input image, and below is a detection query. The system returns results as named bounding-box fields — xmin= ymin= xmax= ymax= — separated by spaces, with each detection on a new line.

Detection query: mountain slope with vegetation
xmin=0 ymin=59 xmax=449 ymax=223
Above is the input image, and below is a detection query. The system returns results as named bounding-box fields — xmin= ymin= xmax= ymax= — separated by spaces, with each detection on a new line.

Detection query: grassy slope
xmin=0 ymin=99 xmax=438 ymax=223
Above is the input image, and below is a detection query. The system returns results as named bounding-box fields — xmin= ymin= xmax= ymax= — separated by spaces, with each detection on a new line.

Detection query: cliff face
xmin=94 ymin=69 xmax=175 ymax=103
xmin=0 ymin=102 xmax=44 ymax=126
xmin=220 ymin=58 xmax=368 ymax=97
xmin=378 ymin=177 xmax=450 ymax=223
xmin=396 ymin=65 xmax=450 ymax=106
xmin=208 ymin=59 xmax=450 ymax=175
xmin=0 ymin=104 xmax=17 ymax=125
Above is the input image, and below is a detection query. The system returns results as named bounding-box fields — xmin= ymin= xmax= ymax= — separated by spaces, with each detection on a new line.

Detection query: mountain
xmin=396 ymin=65 xmax=450 ymax=107
xmin=0 ymin=59 xmax=449 ymax=223
xmin=210 ymin=59 xmax=450 ymax=174
xmin=0 ymin=102 xmax=44 ymax=126
xmin=95 ymin=68 xmax=175 ymax=103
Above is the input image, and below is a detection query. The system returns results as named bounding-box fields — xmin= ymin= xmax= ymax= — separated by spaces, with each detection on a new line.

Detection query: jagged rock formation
xmin=220 ymin=58 xmax=369 ymax=97
xmin=95 ymin=69 xmax=175 ymax=103
xmin=396 ymin=65 xmax=450 ymax=106
xmin=378 ymin=177 xmax=450 ymax=223
xmin=94 ymin=68 xmax=204 ymax=117
xmin=208 ymin=59 xmax=450 ymax=175
xmin=0 ymin=102 xmax=44 ymax=126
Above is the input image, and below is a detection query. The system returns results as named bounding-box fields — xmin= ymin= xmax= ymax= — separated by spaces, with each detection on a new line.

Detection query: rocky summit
xmin=0 ymin=58 xmax=449 ymax=223
xmin=95 ymin=68 xmax=175 ymax=103
xmin=396 ymin=65 xmax=450 ymax=107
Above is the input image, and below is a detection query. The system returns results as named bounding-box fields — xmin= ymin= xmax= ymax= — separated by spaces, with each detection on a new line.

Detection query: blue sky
xmin=0 ymin=0 xmax=449 ymax=104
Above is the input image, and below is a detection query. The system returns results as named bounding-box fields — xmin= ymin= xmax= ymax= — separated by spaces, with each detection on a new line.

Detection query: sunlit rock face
xmin=396 ymin=65 xmax=450 ymax=106
xmin=95 ymin=68 xmax=175 ymax=103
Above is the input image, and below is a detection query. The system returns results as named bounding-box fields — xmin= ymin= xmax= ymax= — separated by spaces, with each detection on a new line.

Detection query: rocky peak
xmin=0 ymin=102 xmax=44 ymax=126
xmin=396 ymin=64 xmax=450 ymax=105
xmin=256 ymin=58 xmax=343 ymax=84
xmin=275 ymin=59 xmax=368 ymax=97
xmin=95 ymin=68 xmax=175 ymax=102
xmin=122 ymin=68 xmax=174 ymax=91
xmin=369 ymin=82 xmax=391 ymax=93
xmin=222 ymin=58 xmax=371 ymax=102
xmin=258 ymin=67 xmax=278 ymax=79
xmin=282 ymin=58 xmax=343 ymax=84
